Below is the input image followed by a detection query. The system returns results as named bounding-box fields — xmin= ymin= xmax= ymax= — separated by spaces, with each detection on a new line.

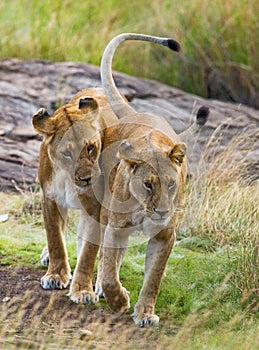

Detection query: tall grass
xmin=182 ymin=127 xmax=259 ymax=298
xmin=0 ymin=0 xmax=258 ymax=100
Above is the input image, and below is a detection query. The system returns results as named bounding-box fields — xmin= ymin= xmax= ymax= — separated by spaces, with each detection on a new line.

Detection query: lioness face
xmin=129 ymin=159 xmax=179 ymax=225
xmin=117 ymin=132 xmax=186 ymax=226
xmin=51 ymin=121 xmax=102 ymax=190
xmin=33 ymin=97 xmax=102 ymax=190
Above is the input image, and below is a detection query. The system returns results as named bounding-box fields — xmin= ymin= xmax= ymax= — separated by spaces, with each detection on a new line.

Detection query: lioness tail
xmin=101 ymin=33 xmax=181 ymax=119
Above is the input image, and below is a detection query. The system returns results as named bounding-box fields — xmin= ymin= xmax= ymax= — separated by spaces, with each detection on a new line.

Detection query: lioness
xmin=70 ymin=33 xmax=208 ymax=326
xmin=33 ymin=88 xmax=117 ymax=294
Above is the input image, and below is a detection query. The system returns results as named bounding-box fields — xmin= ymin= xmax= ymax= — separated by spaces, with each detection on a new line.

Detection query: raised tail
xmin=100 ymin=33 xmax=181 ymax=119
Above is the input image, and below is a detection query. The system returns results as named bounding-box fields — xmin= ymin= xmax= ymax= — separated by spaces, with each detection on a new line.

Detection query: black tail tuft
xmin=167 ymin=39 xmax=181 ymax=52
xmin=196 ymin=106 xmax=209 ymax=126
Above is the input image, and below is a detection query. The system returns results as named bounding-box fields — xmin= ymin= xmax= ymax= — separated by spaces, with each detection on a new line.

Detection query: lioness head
xmin=33 ymin=97 xmax=102 ymax=190
xmin=116 ymin=130 xmax=186 ymax=227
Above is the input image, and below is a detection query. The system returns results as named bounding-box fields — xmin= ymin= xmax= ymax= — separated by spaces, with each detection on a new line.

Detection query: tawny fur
xmin=33 ymin=88 xmax=117 ymax=300
xmin=71 ymin=33 xmax=205 ymax=328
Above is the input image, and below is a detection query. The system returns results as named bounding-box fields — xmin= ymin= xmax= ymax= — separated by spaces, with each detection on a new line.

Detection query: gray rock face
xmin=0 ymin=59 xmax=258 ymax=191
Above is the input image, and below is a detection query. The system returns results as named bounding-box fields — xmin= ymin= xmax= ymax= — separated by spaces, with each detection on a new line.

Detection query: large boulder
xmin=0 ymin=59 xmax=258 ymax=191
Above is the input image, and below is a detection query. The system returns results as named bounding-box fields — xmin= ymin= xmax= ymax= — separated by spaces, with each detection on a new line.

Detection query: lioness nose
xmin=154 ymin=209 xmax=169 ymax=218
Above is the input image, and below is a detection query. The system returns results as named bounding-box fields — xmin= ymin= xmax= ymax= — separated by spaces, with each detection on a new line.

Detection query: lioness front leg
xmin=132 ymin=229 xmax=175 ymax=327
xmin=69 ymin=214 xmax=100 ymax=305
xmin=101 ymin=227 xmax=130 ymax=312
xmin=68 ymin=241 xmax=99 ymax=304
xmin=40 ymin=197 xmax=71 ymax=290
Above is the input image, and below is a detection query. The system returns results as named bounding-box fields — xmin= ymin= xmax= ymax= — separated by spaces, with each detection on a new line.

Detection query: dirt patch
xmin=0 ymin=266 xmax=110 ymax=324
xmin=0 ymin=266 xmax=165 ymax=349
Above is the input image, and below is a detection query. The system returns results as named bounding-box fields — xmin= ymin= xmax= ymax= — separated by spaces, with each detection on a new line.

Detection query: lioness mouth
xmin=82 ymin=177 xmax=92 ymax=186
xmin=151 ymin=218 xmax=165 ymax=222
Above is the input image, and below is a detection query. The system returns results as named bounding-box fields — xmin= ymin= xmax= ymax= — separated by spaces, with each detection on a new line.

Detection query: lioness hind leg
xmin=40 ymin=246 xmax=49 ymax=267
xmin=94 ymin=247 xmax=104 ymax=297
xmin=132 ymin=230 xmax=175 ymax=327
xmin=40 ymin=198 xmax=71 ymax=290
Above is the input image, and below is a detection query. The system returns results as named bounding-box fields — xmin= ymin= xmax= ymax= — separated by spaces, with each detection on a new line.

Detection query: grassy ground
xmin=0 ymin=2 xmax=258 ymax=346
xmin=0 ymin=130 xmax=258 ymax=348
xmin=0 ymin=192 xmax=258 ymax=349
xmin=0 ymin=0 xmax=258 ymax=100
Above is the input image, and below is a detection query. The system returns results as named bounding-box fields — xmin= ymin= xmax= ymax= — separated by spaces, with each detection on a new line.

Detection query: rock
xmin=0 ymin=58 xmax=258 ymax=191
xmin=2 ymin=296 xmax=11 ymax=302
xmin=0 ymin=213 xmax=9 ymax=223
xmin=79 ymin=329 xmax=93 ymax=338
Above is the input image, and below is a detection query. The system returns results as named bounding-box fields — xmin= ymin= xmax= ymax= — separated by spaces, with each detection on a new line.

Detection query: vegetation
xmin=0 ymin=1 xmax=258 ymax=348
xmin=0 ymin=0 xmax=258 ymax=100
xmin=0 ymin=130 xmax=258 ymax=349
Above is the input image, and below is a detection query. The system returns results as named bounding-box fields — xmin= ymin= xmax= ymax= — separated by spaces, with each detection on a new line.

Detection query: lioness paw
xmin=68 ymin=290 xmax=99 ymax=305
xmin=103 ymin=285 xmax=130 ymax=312
xmin=132 ymin=312 xmax=160 ymax=328
xmin=94 ymin=283 xmax=105 ymax=298
xmin=41 ymin=273 xmax=70 ymax=290
xmin=40 ymin=246 xmax=49 ymax=267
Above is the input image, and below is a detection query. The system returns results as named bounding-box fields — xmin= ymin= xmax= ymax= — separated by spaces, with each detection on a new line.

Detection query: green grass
xmin=0 ymin=164 xmax=258 ymax=349
xmin=0 ymin=191 xmax=78 ymax=269
xmin=0 ymin=0 xmax=258 ymax=99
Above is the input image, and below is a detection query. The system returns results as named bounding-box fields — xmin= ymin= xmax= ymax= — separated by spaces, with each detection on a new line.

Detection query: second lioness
xmin=70 ymin=33 xmax=207 ymax=327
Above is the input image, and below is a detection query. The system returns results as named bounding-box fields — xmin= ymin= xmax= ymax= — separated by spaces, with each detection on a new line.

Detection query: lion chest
xmin=45 ymin=169 xmax=81 ymax=209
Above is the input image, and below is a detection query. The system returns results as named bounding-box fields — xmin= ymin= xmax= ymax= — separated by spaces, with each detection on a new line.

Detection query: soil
xmin=0 ymin=266 xmax=164 ymax=349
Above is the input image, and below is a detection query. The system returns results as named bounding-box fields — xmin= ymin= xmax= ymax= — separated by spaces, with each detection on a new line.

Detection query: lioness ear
xmin=32 ymin=108 xmax=56 ymax=135
xmin=78 ymin=97 xmax=99 ymax=120
xmin=169 ymin=143 xmax=186 ymax=165
xmin=117 ymin=140 xmax=135 ymax=160
xmin=117 ymin=140 xmax=140 ymax=170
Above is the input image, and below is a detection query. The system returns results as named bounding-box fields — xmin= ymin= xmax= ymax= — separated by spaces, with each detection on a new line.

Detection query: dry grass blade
xmin=181 ymin=126 xmax=259 ymax=296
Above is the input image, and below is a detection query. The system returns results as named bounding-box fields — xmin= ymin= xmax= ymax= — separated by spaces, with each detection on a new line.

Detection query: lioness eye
xmin=87 ymin=144 xmax=95 ymax=153
xmin=168 ymin=181 xmax=175 ymax=190
xmin=63 ymin=150 xmax=72 ymax=159
xmin=144 ymin=181 xmax=152 ymax=191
